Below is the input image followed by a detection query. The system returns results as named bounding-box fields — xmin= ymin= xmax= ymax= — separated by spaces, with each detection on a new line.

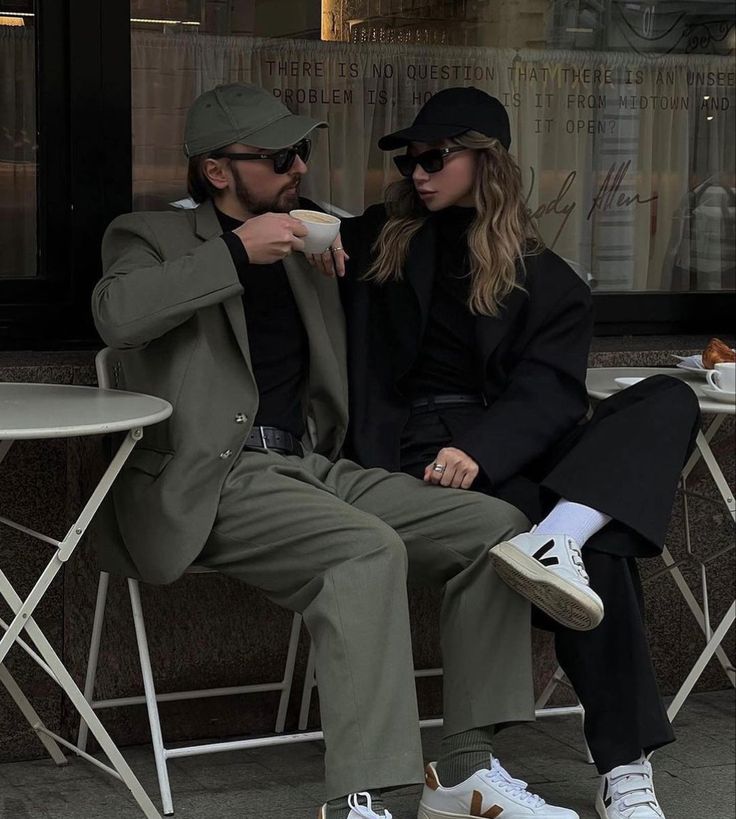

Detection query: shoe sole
xmin=418 ymin=801 xmax=577 ymax=819
xmin=489 ymin=541 xmax=604 ymax=631
xmin=417 ymin=803 xmax=477 ymax=819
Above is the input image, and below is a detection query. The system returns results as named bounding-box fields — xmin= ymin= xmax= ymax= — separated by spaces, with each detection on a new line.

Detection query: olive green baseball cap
xmin=183 ymin=83 xmax=327 ymax=157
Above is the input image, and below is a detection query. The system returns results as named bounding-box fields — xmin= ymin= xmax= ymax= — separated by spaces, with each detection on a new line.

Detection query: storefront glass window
xmin=130 ymin=1 xmax=735 ymax=292
xmin=0 ymin=2 xmax=36 ymax=279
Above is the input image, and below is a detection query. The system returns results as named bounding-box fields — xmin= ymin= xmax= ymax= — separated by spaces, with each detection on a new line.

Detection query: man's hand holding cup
xmin=290 ymin=208 xmax=348 ymax=278
xmin=233 ymin=213 xmax=308 ymax=264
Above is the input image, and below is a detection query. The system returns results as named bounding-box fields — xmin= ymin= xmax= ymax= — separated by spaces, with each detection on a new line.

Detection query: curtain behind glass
xmin=130 ymin=32 xmax=735 ymax=292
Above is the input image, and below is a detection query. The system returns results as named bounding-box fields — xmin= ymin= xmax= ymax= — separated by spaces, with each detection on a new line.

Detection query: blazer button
xmin=234 ymin=413 xmax=247 ymax=424
xmin=219 ymin=449 xmax=232 ymax=459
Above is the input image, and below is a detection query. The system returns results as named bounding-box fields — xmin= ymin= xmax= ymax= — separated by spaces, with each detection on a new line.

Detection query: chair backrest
xmin=95 ymin=347 xmax=124 ymax=391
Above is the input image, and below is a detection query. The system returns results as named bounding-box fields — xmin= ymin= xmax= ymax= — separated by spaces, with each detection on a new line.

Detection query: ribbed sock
xmin=535 ymin=499 xmax=611 ymax=548
xmin=325 ymin=791 xmax=385 ymax=818
xmin=435 ymin=726 xmax=494 ymax=788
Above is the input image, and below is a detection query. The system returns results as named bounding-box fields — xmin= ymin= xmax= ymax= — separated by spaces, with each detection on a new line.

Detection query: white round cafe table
xmin=586 ymin=366 xmax=735 ymax=416
xmin=0 ymin=382 xmax=172 ymax=439
xmin=0 ymin=381 xmax=170 ymax=819
xmin=586 ymin=365 xmax=735 ymax=726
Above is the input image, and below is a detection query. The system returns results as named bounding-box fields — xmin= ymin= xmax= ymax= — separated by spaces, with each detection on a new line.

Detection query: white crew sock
xmin=534 ymin=499 xmax=612 ymax=548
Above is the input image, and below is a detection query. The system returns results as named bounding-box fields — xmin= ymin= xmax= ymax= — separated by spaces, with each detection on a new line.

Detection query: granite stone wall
xmin=0 ymin=339 xmax=733 ymax=763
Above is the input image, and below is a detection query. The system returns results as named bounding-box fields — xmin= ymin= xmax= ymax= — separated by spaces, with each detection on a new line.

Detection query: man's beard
xmin=234 ymin=174 xmax=301 ymax=215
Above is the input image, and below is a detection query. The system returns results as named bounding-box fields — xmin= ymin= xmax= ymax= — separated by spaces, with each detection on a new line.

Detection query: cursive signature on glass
xmin=525 ymin=165 xmax=577 ymax=249
xmin=587 ymin=160 xmax=658 ymax=220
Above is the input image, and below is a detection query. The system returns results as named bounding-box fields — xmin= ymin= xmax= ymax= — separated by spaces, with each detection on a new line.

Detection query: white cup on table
xmin=706 ymin=362 xmax=736 ymax=394
xmin=289 ymin=209 xmax=341 ymax=254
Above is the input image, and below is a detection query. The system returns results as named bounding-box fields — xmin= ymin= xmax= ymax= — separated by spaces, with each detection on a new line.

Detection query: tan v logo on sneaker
xmin=470 ymin=790 xmax=503 ymax=817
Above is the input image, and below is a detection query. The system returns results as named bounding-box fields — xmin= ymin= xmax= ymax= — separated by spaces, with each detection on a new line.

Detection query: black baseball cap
xmin=378 ymin=87 xmax=511 ymax=151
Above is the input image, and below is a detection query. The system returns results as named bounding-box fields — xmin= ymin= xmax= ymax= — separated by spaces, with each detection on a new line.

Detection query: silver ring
xmin=331 ymin=245 xmax=343 ymax=252
xmin=433 ymin=463 xmax=446 ymax=473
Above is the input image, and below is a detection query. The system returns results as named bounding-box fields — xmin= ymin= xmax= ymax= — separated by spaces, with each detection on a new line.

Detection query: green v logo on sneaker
xmin=470 ymin=790 xmax=503 ymax=818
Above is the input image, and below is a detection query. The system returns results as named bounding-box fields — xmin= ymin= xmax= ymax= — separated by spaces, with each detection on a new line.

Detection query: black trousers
xmin=400 ymin=375 xmax=701 ymax=773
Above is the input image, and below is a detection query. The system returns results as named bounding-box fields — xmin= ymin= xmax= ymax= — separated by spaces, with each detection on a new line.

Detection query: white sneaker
xmin=418 ymin=757 xmax=579 ymax=818
xmin=489 ymin=531 xmax=604 ymax=630
xmin=318 ymin=792 xmax=392 ymax=819
xmin=596 ymin=757 xmax=665 ymax=819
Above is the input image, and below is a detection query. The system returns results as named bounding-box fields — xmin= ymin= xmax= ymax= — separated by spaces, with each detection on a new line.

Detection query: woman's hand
xmin=424 ymin=447 xmax=479 ymax=489
xmin=305 ymin=231 xmax=349 ymax=278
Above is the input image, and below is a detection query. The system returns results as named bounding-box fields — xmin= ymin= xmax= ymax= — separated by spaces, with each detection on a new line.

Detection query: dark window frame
xmin=593 ymin=292 xmax=735 ymax=335
xmin=0 ymin=0 xmax=732 ymax=348
xmin=0 ymin=0 xmax=131 ymax=350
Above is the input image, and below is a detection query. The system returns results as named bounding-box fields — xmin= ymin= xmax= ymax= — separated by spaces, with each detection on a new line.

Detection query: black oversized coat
xmin=339 ymin=204 xmax=594 ymax=487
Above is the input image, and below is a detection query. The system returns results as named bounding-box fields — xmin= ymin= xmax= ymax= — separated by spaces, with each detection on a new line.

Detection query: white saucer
xmin=702 ymin=385 xmax=736 ymax=404
xmin=614 ymin=376 xmax=645 ymax=389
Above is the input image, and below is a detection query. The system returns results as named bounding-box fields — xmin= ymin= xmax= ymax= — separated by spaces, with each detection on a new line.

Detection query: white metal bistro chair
xmin=77 ymin=348 xmax=306 ymax=815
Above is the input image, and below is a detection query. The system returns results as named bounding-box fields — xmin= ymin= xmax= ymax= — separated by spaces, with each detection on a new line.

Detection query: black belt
xmin=244 ymin=425 xmax=303 ymax=456
xmin=409 ymin=393 xmax=485 ymax=412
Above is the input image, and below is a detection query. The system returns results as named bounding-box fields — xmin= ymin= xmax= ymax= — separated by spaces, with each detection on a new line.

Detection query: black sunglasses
xmin=393 ymin=145 xmax=468 ymax=178
xmin=210 ymin=138 xmax=311 ymax=174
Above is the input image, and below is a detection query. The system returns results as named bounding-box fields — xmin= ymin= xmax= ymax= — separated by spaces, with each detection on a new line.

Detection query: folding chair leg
xmin=1 ymin=580 xmax=162 ymax=819
xmin=535 ymin=666 xmax=592 ymax=761
xmin=128 ymin=579 xmax=174 ymax=816
xmin=0 ymin=663 xmax=67 ymax=764
xmin=298 ymin=641 xmax=317 ymax=731
xmin=77 ymin=571 xmax=110 ymax=752
xmin=275 ymin=613 xmax=302 ymax=733
xmin=535 ymin=665 xmax=566 ymax=710
xmin=667 ymin=601 xmax=736 ymax=723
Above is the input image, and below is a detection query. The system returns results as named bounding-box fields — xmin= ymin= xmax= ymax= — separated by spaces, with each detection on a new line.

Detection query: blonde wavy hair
xmin=366 ymin=131 xmax=543 ymax=316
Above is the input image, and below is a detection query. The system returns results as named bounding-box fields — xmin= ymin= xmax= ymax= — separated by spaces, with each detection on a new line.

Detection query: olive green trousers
xmin=198 ymin=450 xmax=533 ymax=800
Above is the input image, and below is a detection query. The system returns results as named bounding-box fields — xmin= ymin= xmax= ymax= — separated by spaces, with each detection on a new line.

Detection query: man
xmin=92 ymin=82 xmax=579 ymax=819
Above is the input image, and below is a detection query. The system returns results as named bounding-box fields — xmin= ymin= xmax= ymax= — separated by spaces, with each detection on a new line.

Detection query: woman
xmin=331 ymin=87 xmax=700 ymax=819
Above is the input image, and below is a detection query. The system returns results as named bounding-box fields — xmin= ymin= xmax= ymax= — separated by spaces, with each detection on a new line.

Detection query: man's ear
xmin=202 ymin=157 xmax=230 ymax=192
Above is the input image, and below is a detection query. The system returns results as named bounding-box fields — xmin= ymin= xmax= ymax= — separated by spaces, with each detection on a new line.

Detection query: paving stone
xmin=0 ymin=691 xmax=731 ymax=819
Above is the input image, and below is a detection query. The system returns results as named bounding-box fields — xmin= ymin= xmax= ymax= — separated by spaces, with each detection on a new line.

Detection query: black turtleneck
xmin=217 ymin=208 xmax=307 ymax=438
xmin=403 ymin=206 xmax=481 ymax=399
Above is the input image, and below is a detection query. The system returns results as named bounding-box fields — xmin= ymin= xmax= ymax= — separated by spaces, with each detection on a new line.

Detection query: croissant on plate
xmin=702 ymin=337 xmax=736 ymax=368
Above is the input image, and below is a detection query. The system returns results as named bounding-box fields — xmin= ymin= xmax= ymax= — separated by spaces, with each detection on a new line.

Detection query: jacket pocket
xmin=125 ymin=446 xmax=174 ymax=478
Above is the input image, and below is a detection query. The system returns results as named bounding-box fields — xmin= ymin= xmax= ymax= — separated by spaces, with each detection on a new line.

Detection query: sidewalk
xmin=0 ymin=690 xmax=733 ymax=819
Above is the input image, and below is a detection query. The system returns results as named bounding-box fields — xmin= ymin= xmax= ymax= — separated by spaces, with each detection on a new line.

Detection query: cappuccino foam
xmin=292 ymin=210 xmax=337 ymax=224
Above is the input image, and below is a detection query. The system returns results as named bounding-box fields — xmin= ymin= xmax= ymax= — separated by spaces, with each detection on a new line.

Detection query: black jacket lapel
xmin=474 ymin=276 xmax=528 ymax=381
xmin=190 ymin=201 xmax=254 ymax=370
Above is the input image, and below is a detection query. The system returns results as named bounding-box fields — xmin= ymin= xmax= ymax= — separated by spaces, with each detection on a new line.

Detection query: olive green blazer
xmin=92 ymin=200 xmax=348 ymax=584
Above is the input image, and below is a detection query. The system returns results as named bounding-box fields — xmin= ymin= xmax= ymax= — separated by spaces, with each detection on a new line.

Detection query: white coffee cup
xmin=289 ymin=209 xmax=341 ymax=254
xmin=706 ymin=362 xmax=736 ymax=393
